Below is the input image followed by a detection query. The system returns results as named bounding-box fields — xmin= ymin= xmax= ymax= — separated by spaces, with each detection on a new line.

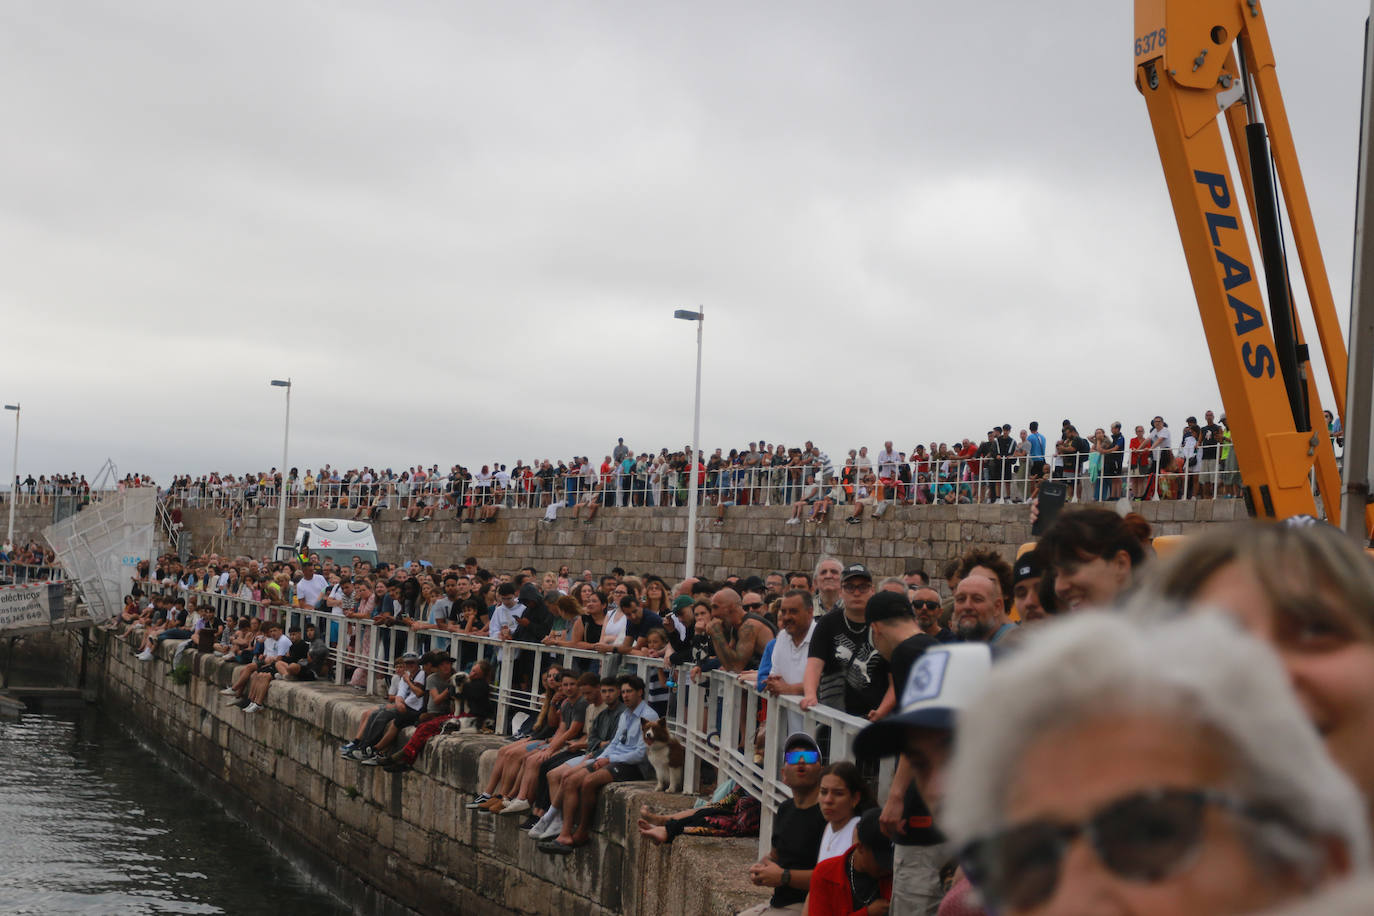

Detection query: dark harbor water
xmin=0 ymin=706 xmax=350 ymax=915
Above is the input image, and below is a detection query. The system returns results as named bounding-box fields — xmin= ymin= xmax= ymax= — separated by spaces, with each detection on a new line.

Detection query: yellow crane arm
xmin=1134 ymin=0 xmax=1357 ymax=530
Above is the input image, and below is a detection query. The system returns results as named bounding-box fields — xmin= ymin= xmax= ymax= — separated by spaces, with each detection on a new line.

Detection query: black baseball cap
xmin=1012 ymin=549 xmax=1044 ymax=586
xmin=854 ymin=644 xmax=993 ymax=759
xmin=841 ymin=563 xmax=872 ymax=583
xmin=783 ymin=731 xmax=822 ymax=764
xmin=865 ymin=590 xmax=914 ymax=625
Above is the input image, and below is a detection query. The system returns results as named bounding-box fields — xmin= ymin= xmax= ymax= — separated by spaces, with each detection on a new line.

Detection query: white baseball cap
xmin=854 ymin=643 xmax=992 ymax=758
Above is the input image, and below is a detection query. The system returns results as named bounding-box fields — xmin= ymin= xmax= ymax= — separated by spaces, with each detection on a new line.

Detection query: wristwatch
xmin=780 ymin=868 xmax=791 ymax=888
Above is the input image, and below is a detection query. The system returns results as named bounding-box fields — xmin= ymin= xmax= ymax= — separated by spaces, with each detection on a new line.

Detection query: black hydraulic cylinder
xmin=1245 ymin=121 xmax=1309 ymax=432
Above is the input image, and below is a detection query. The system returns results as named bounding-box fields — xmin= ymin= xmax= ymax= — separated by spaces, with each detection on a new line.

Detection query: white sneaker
xmin=219 ymin=687 xmax=237 ymax=696
xmin=784 ymin=517 xmax=800 ymax=525
xmin=137 ymin=649 xmax=154 ymax=661
xmin=500 ymin=798 xmax=530 ymax=816
xmin=529 ymin=810 xmax=561 ymax=839
xmin=244 ymin=702 xmax=261 ymax=713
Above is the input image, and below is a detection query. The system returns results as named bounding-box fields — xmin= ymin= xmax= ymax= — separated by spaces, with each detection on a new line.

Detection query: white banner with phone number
xmin=0 ymin=583 xmax=56 ymax=631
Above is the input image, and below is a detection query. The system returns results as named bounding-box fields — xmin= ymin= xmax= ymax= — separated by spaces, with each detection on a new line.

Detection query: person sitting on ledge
xmin=338 ymin=651 xmax=426 ymax=763
xmin=379 ymin=654 xmax=468 ymax=773
xmin=219 ymin=620 xmax=290 ymax=699
xmin=489 ymin=671 xmax=597 ymax=818
xmin=526 ymin=676 xmax=623 ymax=841
xmin=539 ymin=673 xmax=658 ymax=853
xmin=469 ymin=667 xmax=571 ymax=812
xmin=802 ymin=808 xmax=893 ymax=916
xmin=637 ymin=780 xmax=762 ymax=845
xmin=234 ymin=624 xmax=309 ymax=714
xmin=737 ymin=732 xmax=827 ymax=916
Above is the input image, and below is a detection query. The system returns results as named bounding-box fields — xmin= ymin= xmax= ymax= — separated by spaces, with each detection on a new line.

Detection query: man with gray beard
xmin=951 ymin=575 xmax=1016 ymax=646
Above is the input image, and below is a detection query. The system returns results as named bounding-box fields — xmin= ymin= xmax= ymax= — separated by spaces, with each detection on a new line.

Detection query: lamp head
xmin=673 ymin=309 xmax=703 ymax=322
xmin=270 ymin=380 xmax=291 ymax=388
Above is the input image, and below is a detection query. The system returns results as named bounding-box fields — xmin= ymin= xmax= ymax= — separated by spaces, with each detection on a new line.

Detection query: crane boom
xmin=1133 ymin=0 xmax=1368 ymax=535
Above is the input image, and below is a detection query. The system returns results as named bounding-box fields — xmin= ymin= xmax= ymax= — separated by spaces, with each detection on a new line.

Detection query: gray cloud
xmin=0 ymin=0 xmax=1364 ymax=481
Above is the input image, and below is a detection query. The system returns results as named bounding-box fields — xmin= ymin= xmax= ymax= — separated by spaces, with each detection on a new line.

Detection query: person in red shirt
xmin=1128 ymin=424 xmax=1150 ymax=499
xmin=805 ymin=808 xmax=893 ymax=916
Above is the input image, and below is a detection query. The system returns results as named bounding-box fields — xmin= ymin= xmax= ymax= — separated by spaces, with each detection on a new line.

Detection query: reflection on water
xmin=0 ymin=707 xmax=349 ymax=915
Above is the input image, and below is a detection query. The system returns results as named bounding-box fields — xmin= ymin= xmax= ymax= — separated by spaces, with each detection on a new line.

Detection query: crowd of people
xmin=0 ymin=538 xmax=58 ymax=572
xmin=134 ymin=411 xmax=1306 ymax=523
xmin=113 ymin=498 xmax=1374 ymax=916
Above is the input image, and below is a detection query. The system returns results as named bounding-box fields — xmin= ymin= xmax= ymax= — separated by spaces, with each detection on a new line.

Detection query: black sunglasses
xmin=912 ymin=599 xmax=941 ymax=611
xmin=959 ymin=788 xmax=1296 ymax=911
xmin=743 ymin=602 xmax=764 ymax=611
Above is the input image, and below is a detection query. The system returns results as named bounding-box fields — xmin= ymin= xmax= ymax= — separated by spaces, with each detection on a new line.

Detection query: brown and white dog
xmin=642 ymin=718 xmax=685 ymax=792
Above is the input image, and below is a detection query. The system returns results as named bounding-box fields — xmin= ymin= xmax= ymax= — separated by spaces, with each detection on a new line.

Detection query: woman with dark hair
xmin=566 ymin=590 xmax=610 ymax=654
xmin=817 ymin=761 xmax=871 ymax=863
xmin=1037 ymin=507 xmax=1151 ymax=611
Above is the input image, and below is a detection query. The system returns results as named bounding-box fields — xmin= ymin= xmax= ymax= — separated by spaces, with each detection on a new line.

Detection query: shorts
xmin=606 ymin=762 xmax=645 ymax=782
xmin=560 ymin=754 xmax=588 ymax=770
xmin=525 ymin=740 xmax=547 ymax=752
xmin=1200 ymin=457 xmax=1218 ymax=476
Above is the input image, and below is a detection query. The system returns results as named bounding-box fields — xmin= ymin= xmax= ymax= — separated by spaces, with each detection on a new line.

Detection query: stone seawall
xmin=84 ymin=627 xmax=768 ymax=916
xmin=162 ymin=500 xmax=1247 ymax=579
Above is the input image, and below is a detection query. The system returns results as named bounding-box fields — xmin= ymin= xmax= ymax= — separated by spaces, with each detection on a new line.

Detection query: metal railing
xmin=158 ymin=456 xmax=1254 ymax=517
xmin=0 ymin=561 xmax=65 ymax=584
xmin=673 ymin=669 xmax=891 ymax=855
xmin=0 ymin=485 xmax=120 ymax=507
xmin=138 ymin=579 xmax=884 ymax=854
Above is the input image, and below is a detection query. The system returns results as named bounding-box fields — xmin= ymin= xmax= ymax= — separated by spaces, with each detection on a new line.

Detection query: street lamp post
xmin=674 ymin=308 xmax=704 ymax=579
xmin=271 ymin=380 xmax=292 ymax=550
xmin=4 ymin=404 xmax=18 ymax=549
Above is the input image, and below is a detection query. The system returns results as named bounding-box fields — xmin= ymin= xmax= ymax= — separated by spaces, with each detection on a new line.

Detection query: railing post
xmin=678 ymin=667 xmax=699 ymax=792
xmin=494 ymin=642 xmax=515 ymax=734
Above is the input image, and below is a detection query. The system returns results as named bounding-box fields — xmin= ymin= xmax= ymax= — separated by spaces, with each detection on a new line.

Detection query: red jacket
xmin=806 ymin=850 xmax=892 ymax=916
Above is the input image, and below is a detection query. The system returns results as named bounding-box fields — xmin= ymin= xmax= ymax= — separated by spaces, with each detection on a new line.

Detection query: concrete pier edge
xmin=82 ymin=626 xmax=768 ymax=916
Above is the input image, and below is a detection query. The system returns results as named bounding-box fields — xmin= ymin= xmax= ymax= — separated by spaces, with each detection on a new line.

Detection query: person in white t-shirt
xmin=295 ymin=563 xmax=328 ymax=608
xmin=875 ymin=441 xmax=899 ymax=501
xmin=488 ymin=584 xmax=525 ymax=640
xmin=1147 ymin=415 xmax=1173 ymax=472
xmin=220 ymin=620 xmax=292 ymax=701
xmin=764 ymin=590 xmax=817 ymax=737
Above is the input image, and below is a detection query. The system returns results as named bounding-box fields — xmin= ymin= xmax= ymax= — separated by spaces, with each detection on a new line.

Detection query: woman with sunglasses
xmin=942 ymin=613 xmax=1367 ymax=916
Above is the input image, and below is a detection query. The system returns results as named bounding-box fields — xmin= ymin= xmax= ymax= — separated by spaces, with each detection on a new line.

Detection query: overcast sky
xmin=1 ymin=1 xmax=1368 ymax=483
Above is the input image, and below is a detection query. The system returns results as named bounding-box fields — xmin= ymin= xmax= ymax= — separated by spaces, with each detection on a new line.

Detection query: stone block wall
xmin=88 ymin=628 xmax=769 ymax=916
xmin=173 ymin=499 xmax=1248 ymax=581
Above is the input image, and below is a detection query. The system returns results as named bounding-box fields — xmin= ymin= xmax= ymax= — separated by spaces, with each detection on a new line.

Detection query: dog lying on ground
xmin=642 ymin=718 xmax=685 ymax=792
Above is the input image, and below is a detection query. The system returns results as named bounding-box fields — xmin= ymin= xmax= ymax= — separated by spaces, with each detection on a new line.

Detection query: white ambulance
xmin=277 ymin=518 xmax=380 ymax=567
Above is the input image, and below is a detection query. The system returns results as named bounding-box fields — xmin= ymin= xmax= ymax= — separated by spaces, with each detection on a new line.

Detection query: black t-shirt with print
xmin=808 ymin=608 xmax=890 ymax=717
xmin=1200 ymin=423 xmax=1223 ymax=460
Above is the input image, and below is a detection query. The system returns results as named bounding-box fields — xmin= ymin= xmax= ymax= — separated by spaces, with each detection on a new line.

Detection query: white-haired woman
xmin=943 ymin=613 xmax=1368 ymax=916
